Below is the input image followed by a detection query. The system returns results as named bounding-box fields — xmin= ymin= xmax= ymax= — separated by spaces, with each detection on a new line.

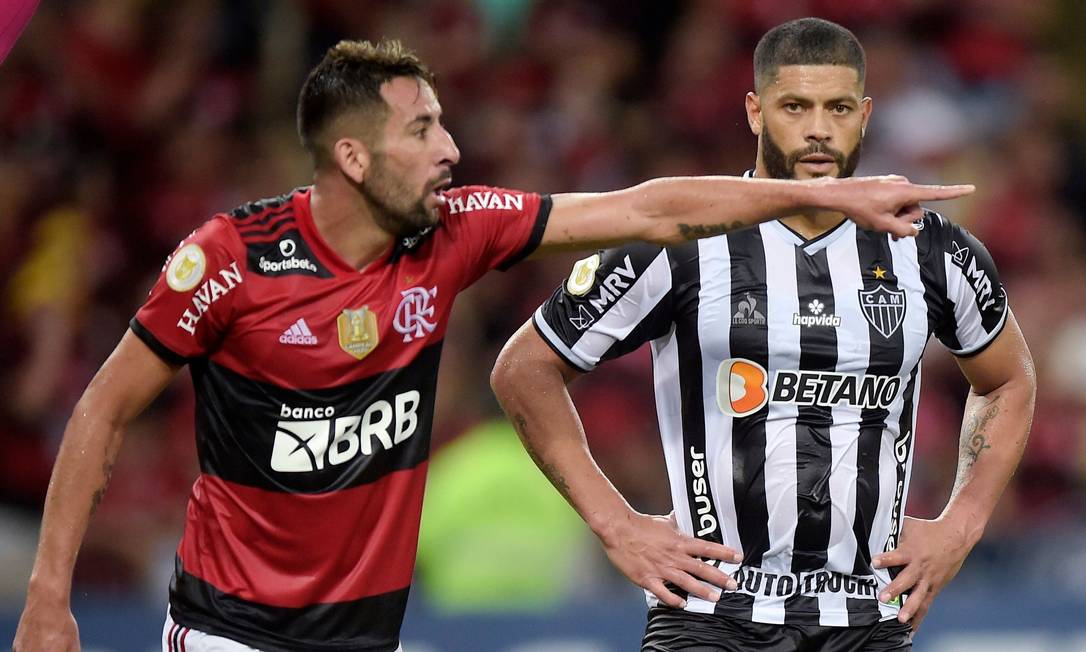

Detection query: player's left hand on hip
xmin=871 ymin=516 xmax=975 ymax=631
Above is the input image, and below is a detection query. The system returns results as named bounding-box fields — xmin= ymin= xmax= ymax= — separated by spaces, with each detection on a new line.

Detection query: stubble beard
xmin=760 ymin=124 xmax=863 ymax=180
xmin=360 ymin=156 xmax=436 ymax=236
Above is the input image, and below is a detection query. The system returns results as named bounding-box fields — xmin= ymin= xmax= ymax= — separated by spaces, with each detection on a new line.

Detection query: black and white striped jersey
xmin=532 ymin=209 xmax=1008 ymax=627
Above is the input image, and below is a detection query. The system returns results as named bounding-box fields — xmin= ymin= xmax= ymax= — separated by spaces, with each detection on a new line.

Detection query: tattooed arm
xmin=874 ymin=313 xmax=1035 ymax=629
xmin=492 ymin=322 xmax=743 ymax=608
xmin=14 ymin=330 xmax=179 ymax=652
xmin=533 ymin=175 xmax=975 ymax=255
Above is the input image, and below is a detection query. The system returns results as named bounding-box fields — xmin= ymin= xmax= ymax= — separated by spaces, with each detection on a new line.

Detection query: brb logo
xmin=270 ymin=392 xmax=420 ymax=472
xmin=393 ymin=286 xmax=438 ymax=343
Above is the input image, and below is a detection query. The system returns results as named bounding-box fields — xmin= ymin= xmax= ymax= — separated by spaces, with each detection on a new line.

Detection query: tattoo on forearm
xmin=677 ymin=220 xmax=747 ymax=239
xmin=512 ymin=413 xmax=572 ymax=501
xmin=962 ymin=396 xmax=1001 ymax=469
xmin=89 ymin=459 xmax=115 ymax=516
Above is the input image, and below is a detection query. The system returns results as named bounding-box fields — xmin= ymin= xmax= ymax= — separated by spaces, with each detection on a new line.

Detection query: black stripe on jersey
xmin=191 ymin=344 xmax=441 ymax=493
xmin=672 ymin=240 xmax=724 ymax=546
xmin=716 ymin=227 xmax=769 ymax=621
xmin=852 ymin=232 xmax=905 ymax=577
xmin=130 ymin=317 xmax=191 ymax=366
xmin=228 ymin=192 xmax=294 ymax=223
xmin=236 ymin=211 xmax=297 ymax=238
xmin=170 ymin=562 xmax=406 ymax=652
xmin=885 ymin=362 xmax=919 ymax=582
xmin=918 ymin=210 xmax=950 ymax=337
xmin=232 ymin=204 xmax=293 ymax=229
xmin=244 ymin=227 xmax=334 ymax=278
xmin=785 ymin=248 xmax=839 ymax=622
xmin=497 ymin=195 xmax=553 ymax=270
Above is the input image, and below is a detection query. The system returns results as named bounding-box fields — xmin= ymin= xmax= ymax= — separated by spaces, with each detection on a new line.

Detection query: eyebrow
xmin=778 ymin=95 xmax=859 ymax=105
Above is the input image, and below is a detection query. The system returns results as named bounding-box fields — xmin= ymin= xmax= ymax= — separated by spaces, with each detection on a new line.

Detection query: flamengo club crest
xmin=859 ymin=285 xmax=906 ymax=339
xmin=337 ymin=307 xmax=380 ymax=360
xmin=394 ymin=286 xmax=438 ymax=342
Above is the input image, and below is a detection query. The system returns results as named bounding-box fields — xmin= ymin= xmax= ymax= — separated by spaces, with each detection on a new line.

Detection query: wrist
xmin=788 ymin=177 xmax=835 ymax=213
xmin=939 ymin=505 xmax=988 ymax=547
xmin=586 ymin=505 xmax=639 ymax=546
xmin=26 ymin=573 xmax=72 ymax=606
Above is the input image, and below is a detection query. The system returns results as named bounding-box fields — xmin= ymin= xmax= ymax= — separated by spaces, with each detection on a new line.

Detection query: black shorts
xmin=641 ymin=606 xmax=913 ymax=652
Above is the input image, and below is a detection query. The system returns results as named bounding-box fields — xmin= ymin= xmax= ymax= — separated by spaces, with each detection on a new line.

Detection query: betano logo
xmin=716 ymin=358 xmax=770 ymax=417
xmin=716 ymin=358 xmax=902 ymax=417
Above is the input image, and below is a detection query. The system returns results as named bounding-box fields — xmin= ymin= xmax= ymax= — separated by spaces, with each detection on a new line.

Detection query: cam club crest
xmin=337 ymin=307 xmax=380 ymax=360
xmin=858 ymin=285 xmax=906 ymax=339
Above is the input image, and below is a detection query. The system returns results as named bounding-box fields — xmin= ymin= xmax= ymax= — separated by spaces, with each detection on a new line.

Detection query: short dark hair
xmin=297 ymin=38 xmax=436 ymax=165
xmin=753 ymin=18 xmax=865 ymax=92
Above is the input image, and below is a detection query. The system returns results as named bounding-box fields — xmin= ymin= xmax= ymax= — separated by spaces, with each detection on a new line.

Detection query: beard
xmin=359 ymin=154 xmax=440 ymax=236
xmin=761 ymin=124 xmax=863 ymax=180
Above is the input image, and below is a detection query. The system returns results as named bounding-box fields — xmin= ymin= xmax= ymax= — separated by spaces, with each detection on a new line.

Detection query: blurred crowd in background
xmin=2 ymin=0 xmax=1085 ymax=613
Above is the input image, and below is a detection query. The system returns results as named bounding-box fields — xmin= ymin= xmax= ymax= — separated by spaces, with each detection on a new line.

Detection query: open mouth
xmin=429 ymin=177 xmax=452 ymax=204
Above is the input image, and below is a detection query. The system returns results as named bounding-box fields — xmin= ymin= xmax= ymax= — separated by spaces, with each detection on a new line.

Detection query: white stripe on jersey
xmin=869 ymin=236 xmax=929 ymax=620
xmin=819 ymin=225 xmax=868 ymax=626
xmin=696 ymin=236 xmax=743 ymax=573
xmin=755 ymin=224 xmax=800 ymax=625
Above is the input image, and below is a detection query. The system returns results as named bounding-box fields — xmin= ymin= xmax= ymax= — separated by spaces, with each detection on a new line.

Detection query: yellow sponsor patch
xmin=566 ymin=253 xmax=601 ymax=296
xmin=337 ymin=307 xmax=380 ymax=361
xmin=166 ymin=243 xmax=206 ymax=292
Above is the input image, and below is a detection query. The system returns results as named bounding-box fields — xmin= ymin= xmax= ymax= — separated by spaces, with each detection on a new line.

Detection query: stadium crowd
xmin=1 ymin=0 xmax=1084 ymax=608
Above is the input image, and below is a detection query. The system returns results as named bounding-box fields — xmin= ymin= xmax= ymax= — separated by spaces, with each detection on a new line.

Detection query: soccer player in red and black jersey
xmin=14 ymin=39 xmax=974 ymax=652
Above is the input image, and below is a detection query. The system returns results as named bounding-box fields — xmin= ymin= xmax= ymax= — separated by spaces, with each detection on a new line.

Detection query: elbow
xmin=490 ymin=346 xmax=524 ymax=410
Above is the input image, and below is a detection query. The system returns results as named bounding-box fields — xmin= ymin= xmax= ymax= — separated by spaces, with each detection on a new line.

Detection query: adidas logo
xmin=279 ymin=318 xmax=318 ymax=346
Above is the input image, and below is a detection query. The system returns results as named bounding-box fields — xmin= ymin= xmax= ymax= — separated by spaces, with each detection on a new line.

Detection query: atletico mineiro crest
xmin=337 ymin=307 xmax=379 ymax=360
xmin=858 ymin=285 xmax=906 ymax=339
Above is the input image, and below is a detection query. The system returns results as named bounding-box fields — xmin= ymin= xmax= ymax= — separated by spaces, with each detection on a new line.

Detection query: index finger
xmin=912 ymin=184 xmax=976 ymax=201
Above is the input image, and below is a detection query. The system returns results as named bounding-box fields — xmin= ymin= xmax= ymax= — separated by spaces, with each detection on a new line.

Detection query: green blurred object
xmin=417 ymin=419 xmax=589 ymax=613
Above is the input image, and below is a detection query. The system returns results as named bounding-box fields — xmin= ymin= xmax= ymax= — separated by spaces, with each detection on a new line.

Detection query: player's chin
xmin=793 ymin=161 xmax=840 ymax=179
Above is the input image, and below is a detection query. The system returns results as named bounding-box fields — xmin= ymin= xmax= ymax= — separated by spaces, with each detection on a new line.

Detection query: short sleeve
xmin=532 ymin=243 xmax=674 ymax=372
xmin=932 ymin=220 xmax=1009 ymax=357
xmin=130 ymin=216 xmax=247 ymax=364
xmin=439 ymin=185 xmax=551 ymax=287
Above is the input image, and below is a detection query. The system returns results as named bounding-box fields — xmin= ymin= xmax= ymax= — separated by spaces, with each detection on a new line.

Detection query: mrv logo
xmin=270 ymin=392 xmax=420 ymax=472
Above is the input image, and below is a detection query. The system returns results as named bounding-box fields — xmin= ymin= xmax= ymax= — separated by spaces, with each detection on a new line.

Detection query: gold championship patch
xmin=566 ymin=253 xmax=601 ymax=296
xmin=337 ymin=307 xmax=380 ymax=360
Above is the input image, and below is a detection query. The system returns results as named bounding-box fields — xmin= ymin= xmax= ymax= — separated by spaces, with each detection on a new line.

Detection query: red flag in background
xmin=0 ymin=0 xmax=39 ymax=64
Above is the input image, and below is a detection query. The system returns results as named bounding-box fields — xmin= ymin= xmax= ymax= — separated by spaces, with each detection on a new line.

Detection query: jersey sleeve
xmin=130 ymin=216 xmax=247 ymax=364
xmin=439 ymin=185 xmax=551 ymax=287
xmin=532 ymin=243 xmax=674 ymax=372
xmin=929 ymin=216 xmax=1009 ymax=357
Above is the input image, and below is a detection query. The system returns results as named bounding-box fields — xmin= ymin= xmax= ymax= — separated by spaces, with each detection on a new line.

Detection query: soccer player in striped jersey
xmin=14 ymin=36 xmax=976 ymax=652
xmin=493 ymin=18 xmax=1036 ymax=652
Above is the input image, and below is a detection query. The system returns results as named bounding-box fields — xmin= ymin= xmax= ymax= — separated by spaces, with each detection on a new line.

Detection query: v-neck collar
xmin=767 ymin=218 xmax=855 ymax=255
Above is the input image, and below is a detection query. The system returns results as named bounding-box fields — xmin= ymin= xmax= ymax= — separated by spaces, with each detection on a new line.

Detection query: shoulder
xmin=440 ymin=185 xmax=539 ymax=220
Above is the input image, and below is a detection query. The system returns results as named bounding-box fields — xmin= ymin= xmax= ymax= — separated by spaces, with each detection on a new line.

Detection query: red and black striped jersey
xmin=131 ymin=185 xmax=550 ymax=651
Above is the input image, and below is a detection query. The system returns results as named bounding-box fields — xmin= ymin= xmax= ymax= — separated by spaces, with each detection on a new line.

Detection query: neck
xmin=310 ymin=170 xmax=395 ymax=270
xmin=753 ymin=163 xmax=846 ymax=240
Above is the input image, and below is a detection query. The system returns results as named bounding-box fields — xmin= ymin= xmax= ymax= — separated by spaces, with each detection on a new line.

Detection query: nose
xmin=805 ymin=109 xmax=832 ymax=145
xmin=437 ymin=125 xmax=460 ymax=168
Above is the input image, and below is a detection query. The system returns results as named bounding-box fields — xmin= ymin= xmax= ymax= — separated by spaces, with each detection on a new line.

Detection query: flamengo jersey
xmin=534 ymin=210 xmax=1007 ymax=627
xmin=132 ymin=185 xmax=550 ymax=651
